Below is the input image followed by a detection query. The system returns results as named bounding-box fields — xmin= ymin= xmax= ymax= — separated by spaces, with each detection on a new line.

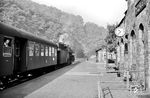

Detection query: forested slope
xmin=0 ymin=0 xmax=107 ymax=57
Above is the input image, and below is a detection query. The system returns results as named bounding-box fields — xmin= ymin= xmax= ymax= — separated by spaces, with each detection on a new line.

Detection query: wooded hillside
xmin=0 ymin=0 xmax=107 ymax=57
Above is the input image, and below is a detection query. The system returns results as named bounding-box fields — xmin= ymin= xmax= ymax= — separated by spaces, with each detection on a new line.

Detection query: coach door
xmin=14 ymin=38 xmax=27 ymax=73
xmin=0 ymin=36 xmax=14 ymax=76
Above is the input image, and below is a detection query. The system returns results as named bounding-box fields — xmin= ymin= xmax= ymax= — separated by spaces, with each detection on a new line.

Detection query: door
xmin=14 ymin=38 xmax=27 ymax=74
xmin=14 ymin=38 xmax=21 ymax=74
xmin=0 ymin=36 xmax=14 ymax=76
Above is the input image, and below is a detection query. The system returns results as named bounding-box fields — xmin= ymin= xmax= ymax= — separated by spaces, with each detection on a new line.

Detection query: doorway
xmin=13 ymin=37 xmax=27 ymax=74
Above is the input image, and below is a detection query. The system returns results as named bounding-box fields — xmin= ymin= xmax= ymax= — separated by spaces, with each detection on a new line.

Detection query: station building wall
xmin=123 ymin=0 xmax=150 ymax=90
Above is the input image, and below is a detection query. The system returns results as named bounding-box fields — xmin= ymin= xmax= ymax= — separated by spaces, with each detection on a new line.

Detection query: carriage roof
xmin=0 ymin=22 xmax=57 ymax=47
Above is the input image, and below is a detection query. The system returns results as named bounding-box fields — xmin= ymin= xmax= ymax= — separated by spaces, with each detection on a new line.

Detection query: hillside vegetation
xmin=0 ymin=0 xmax=107 ymax=57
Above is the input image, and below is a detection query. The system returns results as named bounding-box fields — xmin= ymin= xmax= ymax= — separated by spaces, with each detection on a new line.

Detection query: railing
xmin=102 ymin=87 xmax=113 ymax=98
xmin=105 ymin=69 xmax=146 ymax=93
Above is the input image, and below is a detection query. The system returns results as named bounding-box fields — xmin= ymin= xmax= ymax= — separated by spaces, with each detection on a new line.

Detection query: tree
xmin=105 ymin=24 xmax=117 ymax=52
xmin=0 ymin=0 xmax=107 ymax=58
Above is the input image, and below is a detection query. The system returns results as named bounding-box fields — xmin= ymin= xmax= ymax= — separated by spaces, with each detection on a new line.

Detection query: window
xmin=125 ymin=34 xmax=128 ymax=39
xmin=41 ymin=45 xmax=44 ymax=56
xmin=45 ymin=46 xmax=48 ymax=56
xmin=121 ymin=38 xmax=124 ymax=43
xmin=55 ymin=48 xmax=57 ymax=57
xmin=124 ymin=43 xmax=128 ymax=54
xmin=28 ymin=41 xmax=34 ymax=56
xmin=35 ymin=43 xmax=40 ymax=56
xmin=52 ymin=47 xmax=55 ymax=56
xmin=4 ymin=37 xmax=12 ymax=47
xmin=3 ymin=37 xmax=12 ymax=57
xmin=49 ymin=47 xmax=51 ymax=56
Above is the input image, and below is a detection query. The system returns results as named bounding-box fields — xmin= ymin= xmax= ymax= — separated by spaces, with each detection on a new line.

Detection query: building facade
xmin=116 ymin=0 xmax=150 ymax=92
xmin=95 ymin=48 xmax=106 ymax=63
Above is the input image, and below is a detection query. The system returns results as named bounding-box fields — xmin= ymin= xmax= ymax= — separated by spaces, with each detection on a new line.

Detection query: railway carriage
xmin=0 ymin=22 xmax=58 ymax=89
xmin=0 ymin=22 xmax=75 ymax=90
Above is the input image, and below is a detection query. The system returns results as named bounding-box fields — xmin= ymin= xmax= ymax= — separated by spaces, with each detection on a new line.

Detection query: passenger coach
xmin=0 ymin=22 xmax=58 ymax=89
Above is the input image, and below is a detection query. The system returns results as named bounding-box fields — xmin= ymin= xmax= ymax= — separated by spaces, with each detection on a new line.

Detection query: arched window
xmin=125 ymin=34 xmax=128 ymax=39
xmin=131 ymin=30 xmax=136 ymax=39
xmin=139 ymin=24 xmax=144 ymax=43
xmin=121 ymin=38 xmax=124 ymax=43
xmin=138 ymin=23 xmax=145 ymax=89
xmin=117 ymin=42 xmax=119 ymax=46
xmin=139 ymin=24 xmax=144 ymax=31
xmin=124 ymin=43 xmax=128 ymax=54
xmin=130 ymin=30 xmax=136 ymax=53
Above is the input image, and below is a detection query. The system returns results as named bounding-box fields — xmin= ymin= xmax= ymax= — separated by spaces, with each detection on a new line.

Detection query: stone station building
xmin=116 ymin=0 xmax=150 ymax=93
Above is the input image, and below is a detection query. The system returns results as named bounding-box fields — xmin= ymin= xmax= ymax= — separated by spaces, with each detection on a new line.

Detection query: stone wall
xmin=121 ymin=0 xmax=150 ymax=91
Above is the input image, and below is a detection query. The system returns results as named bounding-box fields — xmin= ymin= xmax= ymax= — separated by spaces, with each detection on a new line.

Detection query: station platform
xmin=24 ymin=59 xmax=137 ymax=98
xmin=25 ymin=59 xmax=100 ymax=98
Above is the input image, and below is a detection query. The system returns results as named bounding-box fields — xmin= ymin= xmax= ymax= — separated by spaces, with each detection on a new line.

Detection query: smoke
xmin=59 ymin=33 xmax=69 ymax=45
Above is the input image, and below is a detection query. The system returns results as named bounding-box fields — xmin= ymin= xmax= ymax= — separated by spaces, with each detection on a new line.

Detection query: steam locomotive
xmin=0 ymin=22 xmax=75 ymax=90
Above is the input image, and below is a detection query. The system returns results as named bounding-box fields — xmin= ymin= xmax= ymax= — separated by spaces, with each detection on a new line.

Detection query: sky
xmin=31 ymin=0 xmax=127 ymax=27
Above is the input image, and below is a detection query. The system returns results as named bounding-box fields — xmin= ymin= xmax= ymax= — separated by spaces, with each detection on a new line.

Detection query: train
xmin=0 ymin=22 xmax=75 ymax=90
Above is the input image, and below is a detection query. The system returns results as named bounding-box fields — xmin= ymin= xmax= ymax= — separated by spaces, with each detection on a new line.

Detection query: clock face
xmin=115 ymin=28 xmax=125 ymax=37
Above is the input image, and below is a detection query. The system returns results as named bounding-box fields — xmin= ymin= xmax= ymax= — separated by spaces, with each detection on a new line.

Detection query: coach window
xmin=28 ymin=41 xmax=34 ymax=56
xmin=3 ymin=37 xmax=12 ymax=57
xmin=45 ymin=46 xmax=48 ymax=56
xmin=41 ymin=45 xmax=44 ymax=56
xmin=35 ymin=43 xmax=39 ymax=56
xmin=52 ymin=47 xmax=55 ymax=56
xmin=55 ymin=48 xmax=57 ymax=57
xmin=49 ymin=47 xmax=51 ymax=56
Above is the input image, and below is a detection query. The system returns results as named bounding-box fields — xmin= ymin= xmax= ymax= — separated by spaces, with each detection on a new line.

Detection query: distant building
xmin=95 ymin=47 xmax=106 ymax=63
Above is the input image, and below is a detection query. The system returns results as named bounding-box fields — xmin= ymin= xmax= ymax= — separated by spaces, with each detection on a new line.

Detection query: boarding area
xmin=20 ymin=58 xmax=138 ymax=98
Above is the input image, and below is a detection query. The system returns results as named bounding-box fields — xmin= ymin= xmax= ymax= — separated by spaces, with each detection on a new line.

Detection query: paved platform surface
xmin=25 ymin=59 xmax=101 ymax=98
xmin=24 ymin=59 xmax=138 ymax=98
xmin=99 ymin=69 xmax=137 ymax=98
